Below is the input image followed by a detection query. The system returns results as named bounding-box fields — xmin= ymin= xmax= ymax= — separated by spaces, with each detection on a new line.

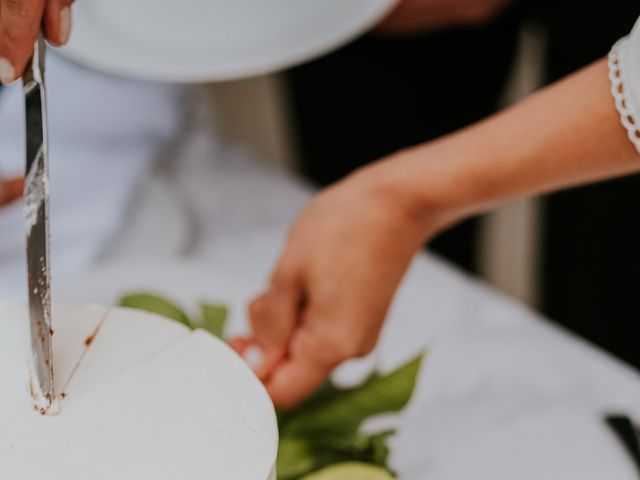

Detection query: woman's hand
xmin=0 ymin=0 xmax=74 ymax=84
xmin=237 ymin=158 xmax=450 ymax=409
xmin=0 ymin=177 xmax=23 ymax=207
xmin=238 ymin=59 xmax=640 ymax=410
xmin=376 ymin=0 xmax=512 ymax=36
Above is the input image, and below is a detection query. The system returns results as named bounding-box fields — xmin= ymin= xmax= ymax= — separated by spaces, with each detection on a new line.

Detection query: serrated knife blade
xmin=23 ymin=34 xmax=55 ymax=415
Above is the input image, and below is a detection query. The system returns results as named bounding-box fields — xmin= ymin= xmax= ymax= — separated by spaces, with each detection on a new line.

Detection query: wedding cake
xmin=0 ymin=302 xmax=278 ymax=479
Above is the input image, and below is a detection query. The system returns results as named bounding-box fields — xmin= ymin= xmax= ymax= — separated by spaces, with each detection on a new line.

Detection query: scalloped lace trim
xmin=609 ymin=38 xmax=640 ymax=154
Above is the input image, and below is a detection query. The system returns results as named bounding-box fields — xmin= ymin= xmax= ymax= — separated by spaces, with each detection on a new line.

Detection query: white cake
xmin=0 ymin=302 xmax=278 ymax=479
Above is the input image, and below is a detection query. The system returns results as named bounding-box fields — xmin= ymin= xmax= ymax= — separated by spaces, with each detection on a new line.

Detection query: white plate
xmin=63 ymin=0 xmax=397 ymax=82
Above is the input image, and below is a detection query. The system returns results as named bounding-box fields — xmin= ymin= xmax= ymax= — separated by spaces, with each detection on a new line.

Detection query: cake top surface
xmin=0 ymin=302 xmax=278 ymax=479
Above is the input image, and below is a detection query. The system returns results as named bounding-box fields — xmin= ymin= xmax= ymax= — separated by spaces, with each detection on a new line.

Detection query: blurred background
xmin=1 ymin=0 xmax=640 ymax=377
xmin=203 ymin=1 xmax=640 ymax=369
xmin=2 ymin=2 xmax=640 ymax=476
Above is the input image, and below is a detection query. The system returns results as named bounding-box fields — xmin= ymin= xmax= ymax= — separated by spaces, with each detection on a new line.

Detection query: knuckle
xmin=249 ymin=297 xmax=268 ymax=327
xmin=341 ymin=331 xmax=374 ymax=359
xmin=270 ymin=262 xmax=297 ymax=289
xmin=301 ymin=329 xmax=360 ymax=365
xmin=1 ymin=23 xmax=24 ymax=43
xmin=333 ymin=325 xmax=377 ymax=360
xmin=248 ymin=295 xmax=288 ymax=346
xmin=0 ymin=0 xmax=39 ymax=45
xmin=248 ymin=296 xmax=264 ymax=317
xmin=334 ymin=341 xmax=362 ymax=362
xmin=2 ymin=1 xmax=28 ymax=24
xmin=249 ymin=315 xmax=266 ymax=338
xmin=4 ymin=0 xmax=26 ymax=14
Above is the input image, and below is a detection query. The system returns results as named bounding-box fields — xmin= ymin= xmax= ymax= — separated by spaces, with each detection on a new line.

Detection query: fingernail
xmin=244 ymin=345 xmax=264 ymax=370
xmin=0 ymin=58 xmax=15 ymax=85
xmin=59 ymin=6 xmax=72 ymax=45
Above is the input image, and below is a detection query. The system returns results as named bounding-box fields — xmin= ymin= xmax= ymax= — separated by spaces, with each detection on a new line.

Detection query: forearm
xmin=386 ymin=59 xmax=640 ymax=234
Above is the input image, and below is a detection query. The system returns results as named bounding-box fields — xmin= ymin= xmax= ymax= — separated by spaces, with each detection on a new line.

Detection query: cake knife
xmin=23 ymin=34 xmax=55 ymax=415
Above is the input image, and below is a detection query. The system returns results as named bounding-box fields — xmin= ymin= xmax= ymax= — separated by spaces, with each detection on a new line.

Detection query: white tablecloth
xmin=57 ymin=106 xmax=640 ymax=480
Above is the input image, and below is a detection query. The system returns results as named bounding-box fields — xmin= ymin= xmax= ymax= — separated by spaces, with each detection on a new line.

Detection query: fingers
xmin=0 ymin=0 xmax=46 ymax=83
xmin=229 ymin=336 xmax=285 ymax=381
xmin=254 ymin=346 xmax=285 ymax=381
xmin=249 ymin=262 xmax=302 ymax=348
xmin=246 ymin=267 xmax=303 ymax=381
xmin=43 ymin=0 xmax=72 ymax=46
xmin=265 ymin=353 xmax=333 ymax=410
xmin=264 ymin=311 xmax=366 ymax=410
xmin=249 ymin=290 xmax=297 ymax=348
xmin=243 ymin=302 xmax=350 ymax=409
xmin=0 ymin=177 xmax=24 ymax=206
xmin=228 ymin=336 xmax=252 ymax=356
xmin=0 ymin=0 xmax=74 ymax=84
xmin=248 ymin=258 xmax=382 ymax=408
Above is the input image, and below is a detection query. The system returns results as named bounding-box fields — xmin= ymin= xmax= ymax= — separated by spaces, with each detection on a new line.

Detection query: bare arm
xmin=242 ymin=58 xmax=640 ymax=409
xmin=377 ymin=0 xmax=512 ymax=35
xmin=395 ymin=59 xmax=639 ymax=233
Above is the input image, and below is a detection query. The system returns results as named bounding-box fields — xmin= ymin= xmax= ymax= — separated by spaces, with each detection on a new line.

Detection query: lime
xmin=301 ymin=462 xmax=393 ymax=480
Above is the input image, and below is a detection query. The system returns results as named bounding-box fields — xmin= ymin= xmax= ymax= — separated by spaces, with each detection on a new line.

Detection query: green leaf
xmin=199 ymin=302 xmax=228 ymax=339
xmin=280 ymin=354 xmax=424 ymax=436
xmin=368 ymin=431 xmax=393 ymax=466
xmin=119 ymin=292 xmax=192 ymax=328
xmin=277 ymin=431 xmax=394 ymax=480
xmin=276 ymin=436 xmax=317 ymax=480
xmin=300 ymin=462 xmax=394 ymax=480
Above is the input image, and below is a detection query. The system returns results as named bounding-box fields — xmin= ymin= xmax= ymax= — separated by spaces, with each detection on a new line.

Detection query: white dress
xmin=0 ymin=53 xmax=309 ymax=300
xmin=0 ymin=54 xmax=184 ymax=297
xmin=609 ymin=16 xmax=640 ymax=153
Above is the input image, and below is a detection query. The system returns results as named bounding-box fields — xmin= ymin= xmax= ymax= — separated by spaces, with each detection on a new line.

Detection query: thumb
xmin=265 ymin=352 xmax=333 ymax=410
xmin=229 ymin=336 xmax=286 ymax=381
xmin=245 ymin=268 xmax=303 ymax=380
xmin=265 ymin=310 xmax=347 ymax=410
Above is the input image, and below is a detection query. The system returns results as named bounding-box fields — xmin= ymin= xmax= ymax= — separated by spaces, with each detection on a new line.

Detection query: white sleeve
xmin=609 ymin=17 xmax=640 ymax=153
